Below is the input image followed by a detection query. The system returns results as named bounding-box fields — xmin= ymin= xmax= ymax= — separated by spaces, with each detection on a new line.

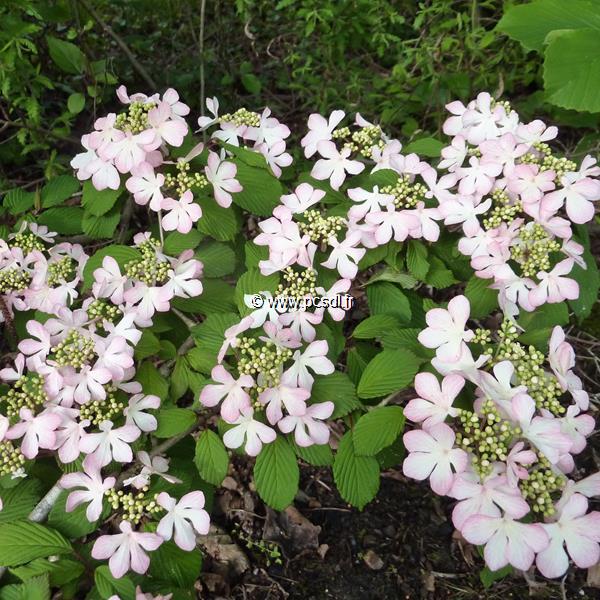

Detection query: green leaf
xmin=136 ymin=361 xmax=169 ymax=400
xmin=425 ymin=256 xmax=457 ymax=289
xmin=365 ymin=267 xmax=417 ymax=289
xmin=190 ymin=312 xmax=239 ymax=353
xmin=235 ymin=268 xmax=280 ymax=315
xmin=82 ymin=205 xmax=121 ymax=239
xmin=10 ymin=558 xmax=84 ymax=587
xmin=148 ymin=539 xmax=202 ymax=589
xmin=94 ymin=566 xmax=135 ymax=600
xmin=366 ymin=282 xmax=411 ymax=322
xmin=497 ymin=0 xmax=600 ymax=52
xmin=480 ymin=564 xmax=513 ymax=588
xmin=544 ymin=27 xmax=600 ymax=112
xmin=172 ymin=278 xmax=236 ymax=314
xmin=0 ymin=574 xmax=50 ymax=600
xmin=0 ymin=522 xmax=72 ymax=566
xmin=195 ymin=241 xmax=236 ymax=277
xmin=310 ymin=372 xmax=362 ymax=418
xmin=163 ymin=230 xmax=203 ymax=255
xmin=232 ymin=162 xmax=284 ymax=216
xmin=41 ymin=175 xmax=79 ymax=208
xmin=403 ymin=137 xmax=444 ymax=157
xmin=465 ymin=276 xmax=499 ymax=318
xmin=82 ymin=181 xmax=121 ymax=216
xmin=197 ymin=197 xmax=242 ymax=241
xmin=82 ymin=245 xmax=142 ymax=290
xmin=291 ymin=440 xmax=333 ymax=466
xmin=46 ymin=36 xmax=86 ymax=74
xmin=155 ymin=408 xmax=196 ymax=438
xmin=352 ymin=314 xmax=400 ymax=339
xmin=3 ymin=189 xmax=35 ymax=215
xmin=134 ymin=330 xmax=162 ymax=360
xmin=67 ymin=93 xmax=85 ymax=114
xmin=0 ymin=479 xmax=42 ymax=523
xmin=381 ymin=327 xmax=434 ymax=358
xmin=253 ymin=437 xmax=299 ymax=510
xmin=569 ymin=247 xmax=599 ymax=320
xmin=48 ymin=490 xmax=100 ymax=539
xmin=353 ymin=406 xmax=405 ymax=456
xmin=194 ymin=430 xmax=229 ymax=486
xmin=357 ymin=349 xmax=420 ymax=399
xmin=38 ymin=207 xmax=84 ymax=235
xmin=406 ymin=240 xmax=429 ymax=280
xmin=333 ymin=432 xmax=379 ymax=510
xmin=244 ymin=241 xmax=269 ymax=268
xmin=518 ymin=301 xmax=569 ymax=331
xmin=241 ymin=73 xmax=262 ymax=95
xmin=222 ymin=144 xmax=269 ymax=169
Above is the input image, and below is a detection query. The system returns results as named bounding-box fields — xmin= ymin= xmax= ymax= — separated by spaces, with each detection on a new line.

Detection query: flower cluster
xmin=402 ymin=295 xmax=600 ymax=577
xmin=437 ymin=92 xmax=600 ymax=317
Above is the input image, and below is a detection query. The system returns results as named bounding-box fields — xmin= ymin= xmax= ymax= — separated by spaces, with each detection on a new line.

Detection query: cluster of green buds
xmin=277 ymin=267 xmax=317 ymax=301
xmin=1 ymin=373 xmax=47 ymax=419
xmin=164 ymin=160 xmax=208 ymax=196
xmin=46 ymin=256 xmax=76 ymax=287
xmin=297 ymin=210 xmax=346 ymax=244
xmin=8 ymin=232 xmax=45 ymax=255
xmin=0 ymin=439 xmax=26 ymax=477
xmin=106 ymin=487 xmax=162 ymax=525
xmin=519 ymin=454 xmax=566 ymax=517
xmin=220 ymin=108 xmax=260 ymax=128
xmin=510 ymin=223 xmax=561 ymax=277
xmin=52 ymin=330 xmax=95 ymax=369
xmin=87 ymin=299 xmax=121 ymax=323
xmin=79 ymin=388 xmax=126 ymax=426
xmin=521 ymin=142 xmax=577 ymax=183
xmin=482 ymin=190 xmax=522 ymax=230
xmin=332 ymin=124 xmax=385 ymax=158
xmin=125 ymin=238 xmax=169 ymax=286
xmin=238 ymin=337 xmax=293 ymax=394
xmin=455 ymin=399 xmax=517 ymax=477
xmin=380 ymin=174 xmax=428 ymax=210
xmin=0 ymin=267 xmax=31 ymax=294
xmin=492 ymin=99 xmax=512 ymax=114
xmin=115 ymin=101 xmax=154 ymax=133
xmin=232 ymin=522 xmax=283 ymax=566
xmin=472 ymin=327 xmax=492 ymax=346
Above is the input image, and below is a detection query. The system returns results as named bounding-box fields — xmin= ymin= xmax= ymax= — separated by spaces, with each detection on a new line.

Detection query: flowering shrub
xmin=0 ymin=87 xmax=599 ymax=596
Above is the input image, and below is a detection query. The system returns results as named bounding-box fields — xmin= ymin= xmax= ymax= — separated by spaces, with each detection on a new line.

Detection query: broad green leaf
xmin=353 ymin=406 xmax=405 ymax=456
xmin=291 ymin=440 xmax=333 ymax=466
xmin=3 ymin=189 xmax=35 ymax=215
xmin=232 ymin=161 xmax=284 ymax=216
xmin=480 ymin=564 xmax=513 ymax=588
xmin=352 ymin=314 xmax=400 ymax=339
xmin=48 ymin=490 xmax=100 ymax=539
xmin=154 ymin=408 xmax=196 ymax=438
xmin=136 ymin=361 xmax=169 ymax=400
xmin=10 ymin=558 xmax=84 ymax=587
xmin=46 ymin=36 xmax=86 ymax=74
xmin=569 ymin=246 xmax=599 ymax=320
xmin=403 ymin=137 xmax=444 ymax=157
xmin=190 ymin=312 xmax=239 ymax=353
xmin=82 ymin=181 xmax=121 ymax=217
xmin=82 ymin=245 xmax=142 ymax=290
xmin=195 ymin=241 xmax=236 ymax=277
xmin=333 ymin=432 xmax=379 ymax=510
xmin=134 ymin=330 xmax=162 ymax=360
xmin=148 ymin=539 xmax=202 ymax=589
xmin=38 ymin=207 xmax=84 ymax=234
xmin=41 ymin=175 xmax=79 ymax=208
xmin=381 ymin=327 xmax=434 ymax=358
xmin=82 ymin=205 xmax=121 ymax=239
xmin=0 ymin=479 xmax=42 ymax=523
xmin=94 ymin=566 xmax=135 ymax=600
xmin=425 ymin=256 xmax=457 ymax=289
xmin=194 ymin=430 xmax=229 ymax=486
xmin=544 ymin=28 xmax=600 ymax=113
xmin=310 ymin=372 xmax=362 ymax=418
xmin=253 ymin=437 xmax=299 ymax=510
xmin=241 ymin=72 xmax=262 ymax=94
xmin=365 ymin=267 xmax=417 ymax=289
xmin=235 ymin=268 xmax=280 ymax=315
xmin=197 ymin=196 xmax=242 ymax=241
xmin=465 ymin=275 xmax=499 ymax=318
xmin=67 ymin=92 xmax=85 ymax=114
xmin=163 ymin=229 xmax=203 ymax=255
xmin=406 ymin=240 xmax=429 ymax=280
xmin=0 ymin=522 xmax=72 ymax=566
xmin=244 ymin=241 xmax=269 ymax=268
xmin=518 ymin=301 xmax=569 ymax=331
xmin=172 ymin=278 xmax=236 ymax=314
xmin=366 ymin=282 xmax=411 ymax=322
xmin=357 ymin=349 xmax=420 ymax=399
xmin=0 ymin=574 xmax=50 ymax=600
xmin=497 ymin=0 xmax=600 ymax=52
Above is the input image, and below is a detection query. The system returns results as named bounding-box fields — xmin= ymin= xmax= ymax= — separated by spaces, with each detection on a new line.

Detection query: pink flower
xmin=365 ymin=205 xmax=420 ymax=244
xmin=301 ymin=110 xmax=345 ymax=158
xmin=148 ymin=101 xmax=188 ymax=147
xmin=93 ymin=256 xmax=128 ymax=305
xmin=126 ymin=163 xmax=165 ymax=211
xmin=537 ymin=494 xmax=600 ymax=578
xmin=405 ymin=201 xmax=441 ymax=242
xmin=0 ymin=353 xmax=25 ymax=382
xmin=156 ymin=491 xmax=210 ymax=551
xmin=125 ymin=393 xmax=160 ymax=432
xmin=529 ymin=259 xmax=579 ymax=307
xmin=418 ymin=296 xmax=474 ymax=362
xmin=281 ymin=183 xmax=325 ymax=214
xmin=404 ymin=373 xmax=464 ymax=428
xmin=161 ymin=191 xmax=202 ymax=234
xmin=281 ymin=340 xmax=334 ymax=390
xmin=402 ymin=423 xmax=468 ymax=495
xmin=6 ymin=408 xmax=61 ymax=459
xmin=92 ymin=521 xmax=163 ymax=579
xmin=311 ymin=141 xmax=364 ymax=190
xmin=507 ymin=164 xmax=555 ymax=204
xmin=505 ymin=441 xmax=536 ymax=487
xmin=440 ymin=195 xmax=491 ymax=236
xmin=95 ymin=336 xmax=134 ymax=381
xmin=18 ymin=320 xmax=52 ymax=368
xmin=124 ymin=282 xmax=174 ymax=321
xmin=457 ymin=156 xmax=502 ymax=196
xmin=259 ymin=383 xmax=310 ymax=425
xmin=165 ymin=255 xmax=203 ymax=299
xmin=439 ymin=135 xmax=467 ymax=172
xmin=123 ymin=452 xmax=181 ymax=489
xmin=278 ymin=401 xmax=334 ymax=446
xmin=546 ymin=175 xmax=600 ymax=224
xmin=217 ymin=316 xmax=253 ymax=363
xmin=320 ymin=231 xmax=366 ymax=279
xmin=449 ymin=470 xmax=530 ymax=529
xmin=200 ymin=365 xmax=253 ymax=423
xmin=257 ymin=140 xmax=292 ymax=178
xmin=79 ymin=420 xmax=141 ymax=466
xmin=61 ymin=456 xmax=116 ymax=522
xmin=347 ymin=186 xmax=394 ymax=220
xmin=222 ymin=407 xmax=277 ymax=456
xmin=204 ymin=152 xmax=242 ymax=208
xmin=103 ymin=129 xmax=157 ymax=174
xmin=462 ymin=514 xmax=548 ymax=571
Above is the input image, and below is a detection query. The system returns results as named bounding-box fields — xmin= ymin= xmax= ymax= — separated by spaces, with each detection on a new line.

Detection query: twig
xmin=0 ymin=296 xmax=16 ymax=348
xmin=76 ymin=0 xmax=157 ymax=90
xmin=117 ymin=197 xmax=135 ymax=244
